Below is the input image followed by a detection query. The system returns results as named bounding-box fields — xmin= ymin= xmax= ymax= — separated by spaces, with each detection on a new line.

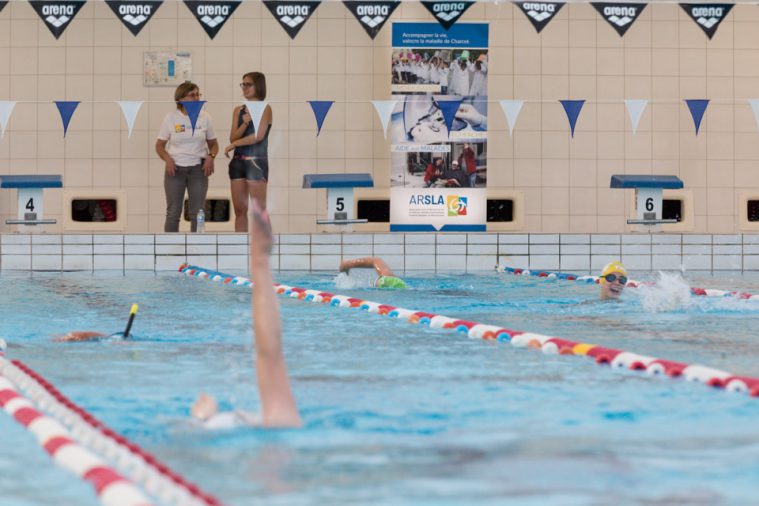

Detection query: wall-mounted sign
xmin=144 ymin=51 xmax=192 ymax=86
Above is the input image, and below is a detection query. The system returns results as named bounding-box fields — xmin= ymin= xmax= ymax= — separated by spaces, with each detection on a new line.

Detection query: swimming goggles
xmin=603 ymin=273 xmax=628 ymax=285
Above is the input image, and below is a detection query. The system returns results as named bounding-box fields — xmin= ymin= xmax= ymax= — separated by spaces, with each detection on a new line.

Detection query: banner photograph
xmin=390 ymin=22 xmax=488 ymax=232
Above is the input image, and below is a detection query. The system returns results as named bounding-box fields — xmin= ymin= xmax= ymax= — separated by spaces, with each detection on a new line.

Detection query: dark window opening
xmin=357 ymin=199 xmax=390 ymax=223
xmin=71 ymin=199 xmax=118 ymax=222
xmin=183 ymin=199 xmax=230 ymax=222
xmin=486 ymin=199 xmax=514 ymax=222
xmin=662 ymin=199 xmax=682 ymax=222
xmin=748 ymin=200 xmax=759 ymax=222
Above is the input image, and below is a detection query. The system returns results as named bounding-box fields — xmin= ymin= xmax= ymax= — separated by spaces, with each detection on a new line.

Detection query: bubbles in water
xmin=334 ymin=271 xmax=375 ymax=289
xmin=635 ymin=271 xmax=693 ymax=313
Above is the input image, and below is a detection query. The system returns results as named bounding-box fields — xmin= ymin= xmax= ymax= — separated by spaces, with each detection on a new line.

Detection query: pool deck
xmin=0 ymin=233 xmax=757 ymax=273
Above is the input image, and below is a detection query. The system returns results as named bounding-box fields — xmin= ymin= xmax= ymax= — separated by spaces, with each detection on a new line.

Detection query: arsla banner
xmin=513 ymin=2 xmax=565 ymax=34
xmin=183 ymin=0 xmax=241 ymax=39
xmin=680 ymin=3 xmax=733 ymax=40
xmin=106 ymin=0 xmax=163 ymax=36
xmin=29 ymin=0 xmax=87 ymax=39
xmin=263 ymin=0 xmax=321 ymax=39
xmin=421 ymin=0 xmax=475 ymax=31
xmin=343 ymin=0 xmax=400 ymax=40
xmin=391 ymin=23 xmax=488 ymax=232
xmin=592 ymin=2 xmax=646 ymax=37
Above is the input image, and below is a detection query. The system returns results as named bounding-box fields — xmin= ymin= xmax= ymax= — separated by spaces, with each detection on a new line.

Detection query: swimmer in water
xmin=191 ymin=199 xmax=301 ymax=429
xmin=339 ymin=257 xmax=407 ymax=289
xmin=57 ymin=304 xmax=139 ymax=342
xmin=599 ymin=261 xmax=628 ymax=300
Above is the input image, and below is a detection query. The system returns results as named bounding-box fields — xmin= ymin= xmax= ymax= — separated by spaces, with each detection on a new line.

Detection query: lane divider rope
xmin=0 ymin=357 xmax=152 ymax=506
xmin=496 ymin=265 xmax=759 ymax=299
xmin=0 ymin=353 xmax=224 ymax=506
xmin=179 ymin=263 xmax=759 ymax=398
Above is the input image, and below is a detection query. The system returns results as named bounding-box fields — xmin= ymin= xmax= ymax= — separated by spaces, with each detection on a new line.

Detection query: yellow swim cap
xmin=600 ymin=261 xmax=627 ymax=284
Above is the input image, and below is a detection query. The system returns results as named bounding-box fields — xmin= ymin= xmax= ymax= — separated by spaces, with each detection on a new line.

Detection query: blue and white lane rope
xmin=178 ymin=263 xmax=759 ymax=398
xmin=496 ymin=265 xmax=759 ymax=299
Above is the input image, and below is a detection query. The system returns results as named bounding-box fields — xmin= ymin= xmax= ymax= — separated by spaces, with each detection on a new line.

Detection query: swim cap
xmin=376 ymin=276 xmax=407 ymax=290
xmin=600 ymin=261 xmax=627 ymax=284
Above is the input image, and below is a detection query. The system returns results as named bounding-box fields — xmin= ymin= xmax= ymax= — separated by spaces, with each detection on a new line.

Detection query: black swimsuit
xmin=228 ymin=106 xmax=271 ymax=181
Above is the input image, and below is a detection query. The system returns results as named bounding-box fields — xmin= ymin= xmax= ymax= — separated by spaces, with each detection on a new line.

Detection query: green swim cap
xmin=376 ymin=276 xmax=407 ymax=290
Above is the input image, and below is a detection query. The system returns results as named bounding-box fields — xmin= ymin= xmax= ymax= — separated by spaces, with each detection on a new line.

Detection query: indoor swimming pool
xmin=2 ymin=270 xmax=759 ymax=505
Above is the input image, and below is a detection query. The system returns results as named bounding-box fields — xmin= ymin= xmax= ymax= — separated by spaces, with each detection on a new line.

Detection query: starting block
xmin=303 ymin=173 xmax=374 ymax=230
xmin=610 ymin=174 xmax=683 ymax=230
xmin=0 ymin=175 xmax=62 ymax=228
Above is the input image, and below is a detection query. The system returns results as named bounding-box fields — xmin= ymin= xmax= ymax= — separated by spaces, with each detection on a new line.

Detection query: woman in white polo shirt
xmin=155 ymin=82 xmax=219 ymax=232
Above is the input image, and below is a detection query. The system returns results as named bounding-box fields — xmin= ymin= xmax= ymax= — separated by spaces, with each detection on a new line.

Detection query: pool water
xmin=2 ymin=270 xmax=759 ymax=505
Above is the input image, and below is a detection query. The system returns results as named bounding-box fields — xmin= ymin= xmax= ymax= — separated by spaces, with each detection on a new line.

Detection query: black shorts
xmin=228 ymin=158 xmax=268 ymax=182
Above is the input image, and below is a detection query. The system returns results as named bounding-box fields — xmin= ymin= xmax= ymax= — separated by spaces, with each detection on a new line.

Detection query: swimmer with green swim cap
xmin=339 ymin=257 xmax=407 ymax=289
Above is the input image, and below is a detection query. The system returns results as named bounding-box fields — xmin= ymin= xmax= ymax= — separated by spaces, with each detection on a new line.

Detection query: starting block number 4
xmin=18 ymin=189 xmax=43 ymax=223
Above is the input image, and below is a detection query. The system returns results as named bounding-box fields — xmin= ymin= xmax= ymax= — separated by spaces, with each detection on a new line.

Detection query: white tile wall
xmin=5 ymin=234 xmax=759 ymax=274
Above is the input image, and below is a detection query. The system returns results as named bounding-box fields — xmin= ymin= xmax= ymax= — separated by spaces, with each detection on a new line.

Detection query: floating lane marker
xmin=0 ymin=361 xmax=152 ymax=506
xmin=0 ymin=353 xmax=224 ymax=506
xmin=495 ymin=265 xmax=759 ymax=299
xmin=179 ymin=264 xmax=759 ymax=399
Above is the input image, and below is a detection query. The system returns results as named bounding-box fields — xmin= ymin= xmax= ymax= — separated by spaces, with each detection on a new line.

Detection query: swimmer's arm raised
xmin=250 ymin=200 xmax=301 ymax=428
xmin=339 ymin=257 xmax=394 ymax=277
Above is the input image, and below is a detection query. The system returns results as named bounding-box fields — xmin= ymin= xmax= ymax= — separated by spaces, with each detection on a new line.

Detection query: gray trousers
xmin=164 ymin=164 xmax=208 ymax=233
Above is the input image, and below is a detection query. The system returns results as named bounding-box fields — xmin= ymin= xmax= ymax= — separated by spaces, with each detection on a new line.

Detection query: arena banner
xmin=29 ymin=0 xmax=86 ymax=39
xmin=680 ymin=3 xmax=733 ymax=39
xmin=343 ymin=0 xmax=400 ymax=39
xmin=390 ymin=22 xmax=488 ymax=232
xmin=105 ymin=0 xmax=163 ymax=36
xmin=183 ymin=0 xmax=241 ymax=38
xmin=263 ymin=0 xmax=321 ymax=39
xmin=420 ymin=0 xmax=475 ymax=30
xmin=591 ymin=2 xmax=646 ymax=37
xmin=513 ymin=1 xmax=565 ymax=33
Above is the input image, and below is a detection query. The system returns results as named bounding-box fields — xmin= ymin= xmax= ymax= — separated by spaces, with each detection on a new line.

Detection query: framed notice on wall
xmin=143 ymin=51 xmax=192 ymax=86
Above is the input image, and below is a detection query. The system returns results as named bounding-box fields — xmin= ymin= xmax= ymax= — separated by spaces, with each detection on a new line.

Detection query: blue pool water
xmin=2 ymin=270 xmax=759 ymax=505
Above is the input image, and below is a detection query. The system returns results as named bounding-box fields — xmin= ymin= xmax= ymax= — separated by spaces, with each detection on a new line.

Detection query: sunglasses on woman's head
xmin=603 ymin=273 xmax=628 ymax=285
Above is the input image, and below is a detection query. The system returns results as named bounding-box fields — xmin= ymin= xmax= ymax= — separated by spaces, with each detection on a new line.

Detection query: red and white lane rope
xmin=0 ymin=353 xmax=224 ymax=506
xmin=496 ymin=265 xmax=759 ymax=299
xmin=179 ymin=263 xmax=759 ymax=398
xmin=0 ymin=359 xmax=151 ymax=506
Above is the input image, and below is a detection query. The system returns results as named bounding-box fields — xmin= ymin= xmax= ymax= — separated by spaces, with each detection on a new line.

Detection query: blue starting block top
xmin=303 ymin=173 xmax=374 ymax=189
xmin=610 ymin=175 xmax=683 ymax=189
xmin=0 ymin=175 xmax=62 ymax=189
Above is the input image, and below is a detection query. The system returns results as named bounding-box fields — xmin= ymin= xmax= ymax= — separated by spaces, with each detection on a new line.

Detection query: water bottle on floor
xmin=196 ymin=208 xmax=205 ymax=233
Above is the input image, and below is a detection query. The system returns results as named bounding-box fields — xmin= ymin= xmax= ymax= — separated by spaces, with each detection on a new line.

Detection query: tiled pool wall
xmin=1 ymin=233 xmax=758 ymax=273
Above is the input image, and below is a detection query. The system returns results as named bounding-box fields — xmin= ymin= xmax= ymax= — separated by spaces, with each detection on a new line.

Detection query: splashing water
xmin=334 ymin=270 xmax=376 ymax=289
xmin=635 ymin=271 xmax=693 ymax=313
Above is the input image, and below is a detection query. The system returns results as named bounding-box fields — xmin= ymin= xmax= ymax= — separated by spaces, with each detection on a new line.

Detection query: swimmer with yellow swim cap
xmin=599 ymin=261 xmax=628 ymax=300
xmin=339 ymin=257 xmax=407 ymax=289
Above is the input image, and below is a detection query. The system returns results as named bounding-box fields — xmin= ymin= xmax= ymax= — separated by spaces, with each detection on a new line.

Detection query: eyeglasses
xmin=603 ymin=273 xmax=628 ymax=285
xmin=239 ymin=82 xmax=254 ymax=89
xmin=184 ymin=91 xmax=202 ymax=98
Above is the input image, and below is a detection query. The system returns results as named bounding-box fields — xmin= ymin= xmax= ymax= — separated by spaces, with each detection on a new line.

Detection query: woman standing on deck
xmin=224 ymin=72 xmax=273 ymax=232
